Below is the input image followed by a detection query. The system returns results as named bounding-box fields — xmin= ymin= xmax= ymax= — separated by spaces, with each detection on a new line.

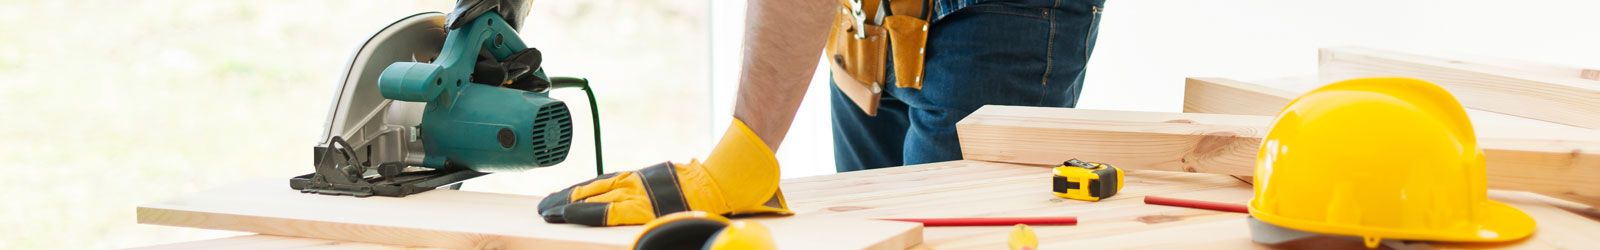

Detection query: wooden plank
xmin=131 ymin=235 xmax=430 ymax=250
xmin=1255 ymin=75 xmax=1600 ymax=132
xmin=782 ymin=160 xmax=1600 ymax=249
xmin=137 ymin=179 xmax=922 ymax=250
xmin=956 ymin=105 xmax=1600 ymax=207
xmin=958 ymin=106 xmax=1269 ymax=176
xmin=1417 ymin=52 xmax=1600 ymax=82
xmin=1182 ymin=77 xmax=1295 ymax=116
xmin=1184 ymin=77 xmax=1600 ymax=142
xmin=137 ymin=160 xmax=1600 ymax=249
xmin=1319 ymin=47 xmax=1600 ymax=128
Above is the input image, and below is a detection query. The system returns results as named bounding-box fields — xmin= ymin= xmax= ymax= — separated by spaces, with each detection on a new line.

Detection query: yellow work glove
xmin=538 ymin=119 xmax=792 ymax=226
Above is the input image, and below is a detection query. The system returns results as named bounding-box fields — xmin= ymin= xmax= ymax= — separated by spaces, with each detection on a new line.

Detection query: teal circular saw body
xmin=378 ymin=12 xmax=567 ymax=170
xmin=290 ymin=9 xmax=601 ymax=197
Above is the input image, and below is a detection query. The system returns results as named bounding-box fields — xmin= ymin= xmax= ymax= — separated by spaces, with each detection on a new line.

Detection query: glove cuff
xmin=701 ymin=118 xmax=782 ymax=209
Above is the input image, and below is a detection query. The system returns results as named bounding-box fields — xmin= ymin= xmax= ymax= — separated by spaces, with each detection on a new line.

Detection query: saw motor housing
xmin=293 ymin=10 xmax=579 ymax=197
xmin=379 ymin=12 xmax=571 ymax=171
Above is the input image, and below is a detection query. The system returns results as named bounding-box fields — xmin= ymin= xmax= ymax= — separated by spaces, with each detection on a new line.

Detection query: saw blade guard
xmin=320 ymin=12 xmax=445 ymax=155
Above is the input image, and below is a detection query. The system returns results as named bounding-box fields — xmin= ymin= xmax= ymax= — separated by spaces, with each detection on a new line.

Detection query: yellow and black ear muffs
xmin=632 ymin=211 xmax=774 ymax=250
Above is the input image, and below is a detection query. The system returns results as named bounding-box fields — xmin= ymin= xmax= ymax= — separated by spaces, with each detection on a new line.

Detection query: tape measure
xmin=1052 ymin=159 xmax=1124 ymax=201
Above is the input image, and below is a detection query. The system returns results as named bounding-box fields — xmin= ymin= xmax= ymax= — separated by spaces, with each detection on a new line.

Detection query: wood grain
xmin=1182 ymin=77 xmax=1295 ymax=116
xmin=784 ymin=161 xmax=1600 ymax=249
xmin=957 ymin=106 xmax=1270 ymax=176
xmin=137 ymin=179 xmax=922 ymax=250
xmin=957 ymin=105 xmax=1600 ymax=207
xmin=131 ymin=235 xmax=434 ymax=250
xmin=1409 ymin=52 xmax=1600 ymax=83
xmin=1319 ymin=47 xmax=1600 ymax=128
xmin=137 ymin=161 xmax=1600 ymax=249
xmin=1184 ymin=77 xmax=1600 ymax=142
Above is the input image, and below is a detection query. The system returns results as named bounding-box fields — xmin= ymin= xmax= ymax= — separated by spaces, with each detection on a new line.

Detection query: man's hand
xmin=538 ymin=119 xmax=791 ymax=226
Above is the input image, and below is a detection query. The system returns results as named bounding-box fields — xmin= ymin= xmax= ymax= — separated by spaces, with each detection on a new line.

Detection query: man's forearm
xmin=733 ymin=0 xmax=835 ymax=151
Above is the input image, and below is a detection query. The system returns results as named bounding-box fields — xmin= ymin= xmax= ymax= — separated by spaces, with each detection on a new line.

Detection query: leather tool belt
xmin=827 ymin=0 xmax=931 ymax=116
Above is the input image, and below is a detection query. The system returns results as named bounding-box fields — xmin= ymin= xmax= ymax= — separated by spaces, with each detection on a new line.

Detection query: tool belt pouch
xmin=826 ymin=11 xmax=889 ymax=116
xmin=883 ymin=15 xmax=928 ymax=90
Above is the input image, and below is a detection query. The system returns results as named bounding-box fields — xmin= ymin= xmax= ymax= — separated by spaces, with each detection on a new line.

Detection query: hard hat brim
xmin=1250 ymin=199 xmax=1536 ymax=243
xmin=1469 ymin=200 xmax=1537 ymax=242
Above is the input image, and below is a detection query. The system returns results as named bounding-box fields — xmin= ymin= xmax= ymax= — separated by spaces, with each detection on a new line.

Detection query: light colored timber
xmin=138 ymin=160 xmax=1600 ymax=249
xmin=1402 ymin=52 xmax=1600 ymax=82
xmin=1185 ymin=77 xmax=1600 ymax=142
xmin=1182 ymin=77 xmax=1297 ymax=116
xmin=1319 ymin=47 xmax=1600 ymax=128
xmin=957 ymin=105 xmax=1600 ymax=207
xmin=130 ymin=235 xmax=434 ymax=250
xmin=137 ymin=179 xmax=922 ymax=250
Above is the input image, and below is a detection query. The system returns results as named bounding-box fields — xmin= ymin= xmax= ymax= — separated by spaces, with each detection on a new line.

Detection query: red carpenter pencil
xmin=1144 ymin=195 xmax=1249 ymax=214
xmin=879 ymin=217 xmax=1078 ymax=226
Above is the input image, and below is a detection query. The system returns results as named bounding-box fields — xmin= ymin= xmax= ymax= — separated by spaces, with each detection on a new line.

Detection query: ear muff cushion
xmin=632 ymin=219 xmax=728 ymax=250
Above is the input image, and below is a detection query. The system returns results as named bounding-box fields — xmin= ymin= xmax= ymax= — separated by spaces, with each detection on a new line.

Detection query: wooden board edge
xmin=1318 ymin=47 xmax=1600 ymax=129
xmin=136 ymin=206 xmax=616 ymax=249
xmin=866 ymin=224 xmax=923 ymax=250
xmin=128 ymin=234 xmax=430 ymax=250
xmin=1183 ymin=77 xmax=1294 ymax=116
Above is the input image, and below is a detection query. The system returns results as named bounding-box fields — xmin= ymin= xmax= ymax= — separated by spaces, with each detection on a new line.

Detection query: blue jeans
xmin=832 ymin=0 xmax=1104 ymax=172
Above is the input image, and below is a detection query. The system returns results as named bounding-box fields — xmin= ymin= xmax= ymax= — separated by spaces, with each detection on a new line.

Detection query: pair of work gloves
xmin=538 ymin=119 xmax=792 ymax=226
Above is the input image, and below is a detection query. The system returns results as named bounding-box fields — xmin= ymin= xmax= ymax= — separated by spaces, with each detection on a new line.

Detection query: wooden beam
xmin=1184 ymin=77 xmax=1600 ymax=142
xmin=957 ymin=105 xmax=1600 ymax=207
xmin=1182 ymin=77 xmax=1293 ymax=116
xmin=131 ymin=235 xmax=427 ymax=250
xmin=1319 ymin=47 xmax=1600 ymax=128
xmin=958 ymin=106 xmax=1269 ymax=176
xmin=137 ymin=179 xmax=922 ymax=250
xmin=1414 ymin=52 xmax=1600 ymax=82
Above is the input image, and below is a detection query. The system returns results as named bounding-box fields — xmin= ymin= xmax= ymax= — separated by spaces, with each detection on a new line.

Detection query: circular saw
xmin=291 ymin=3 xmax=602 ymax=198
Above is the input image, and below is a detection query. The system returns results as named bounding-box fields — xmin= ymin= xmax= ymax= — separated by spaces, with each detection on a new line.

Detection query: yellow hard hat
xmin=1248 ymin=77 xmax=1535 ymax=248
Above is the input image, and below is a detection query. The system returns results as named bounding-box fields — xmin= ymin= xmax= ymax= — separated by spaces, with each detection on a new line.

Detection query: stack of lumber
xmin=959 ymin=47 xmax=1600 ymax=207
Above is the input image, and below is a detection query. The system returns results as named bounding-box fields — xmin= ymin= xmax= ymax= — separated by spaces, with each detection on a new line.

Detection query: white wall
xmin=1080 ymin=0 xmax=1600 ymax=112
xmin=710 ymin=0 xmax=1600 ymax=179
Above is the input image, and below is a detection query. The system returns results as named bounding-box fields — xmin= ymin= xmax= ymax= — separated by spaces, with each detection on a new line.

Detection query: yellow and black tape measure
xmin=1052 ymin=159 xmax=1124 ymax=201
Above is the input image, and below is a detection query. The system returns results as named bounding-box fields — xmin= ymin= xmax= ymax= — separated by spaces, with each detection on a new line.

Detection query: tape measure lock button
xmin=1051 ymin=158 xmax=1124 ymax=202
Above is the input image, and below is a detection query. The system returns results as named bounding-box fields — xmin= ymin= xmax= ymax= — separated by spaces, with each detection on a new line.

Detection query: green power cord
xmin=550 ymin=77 xmax=605 ymax=176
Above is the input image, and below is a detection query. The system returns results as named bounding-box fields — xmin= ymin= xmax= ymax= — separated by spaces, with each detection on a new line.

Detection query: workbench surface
xmin=138 ymin=160 xmax=1600 ymax=249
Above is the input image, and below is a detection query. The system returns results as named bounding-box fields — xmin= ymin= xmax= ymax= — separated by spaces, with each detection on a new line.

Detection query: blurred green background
xmin=0 ymin=0 xmax=712 ymax=248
